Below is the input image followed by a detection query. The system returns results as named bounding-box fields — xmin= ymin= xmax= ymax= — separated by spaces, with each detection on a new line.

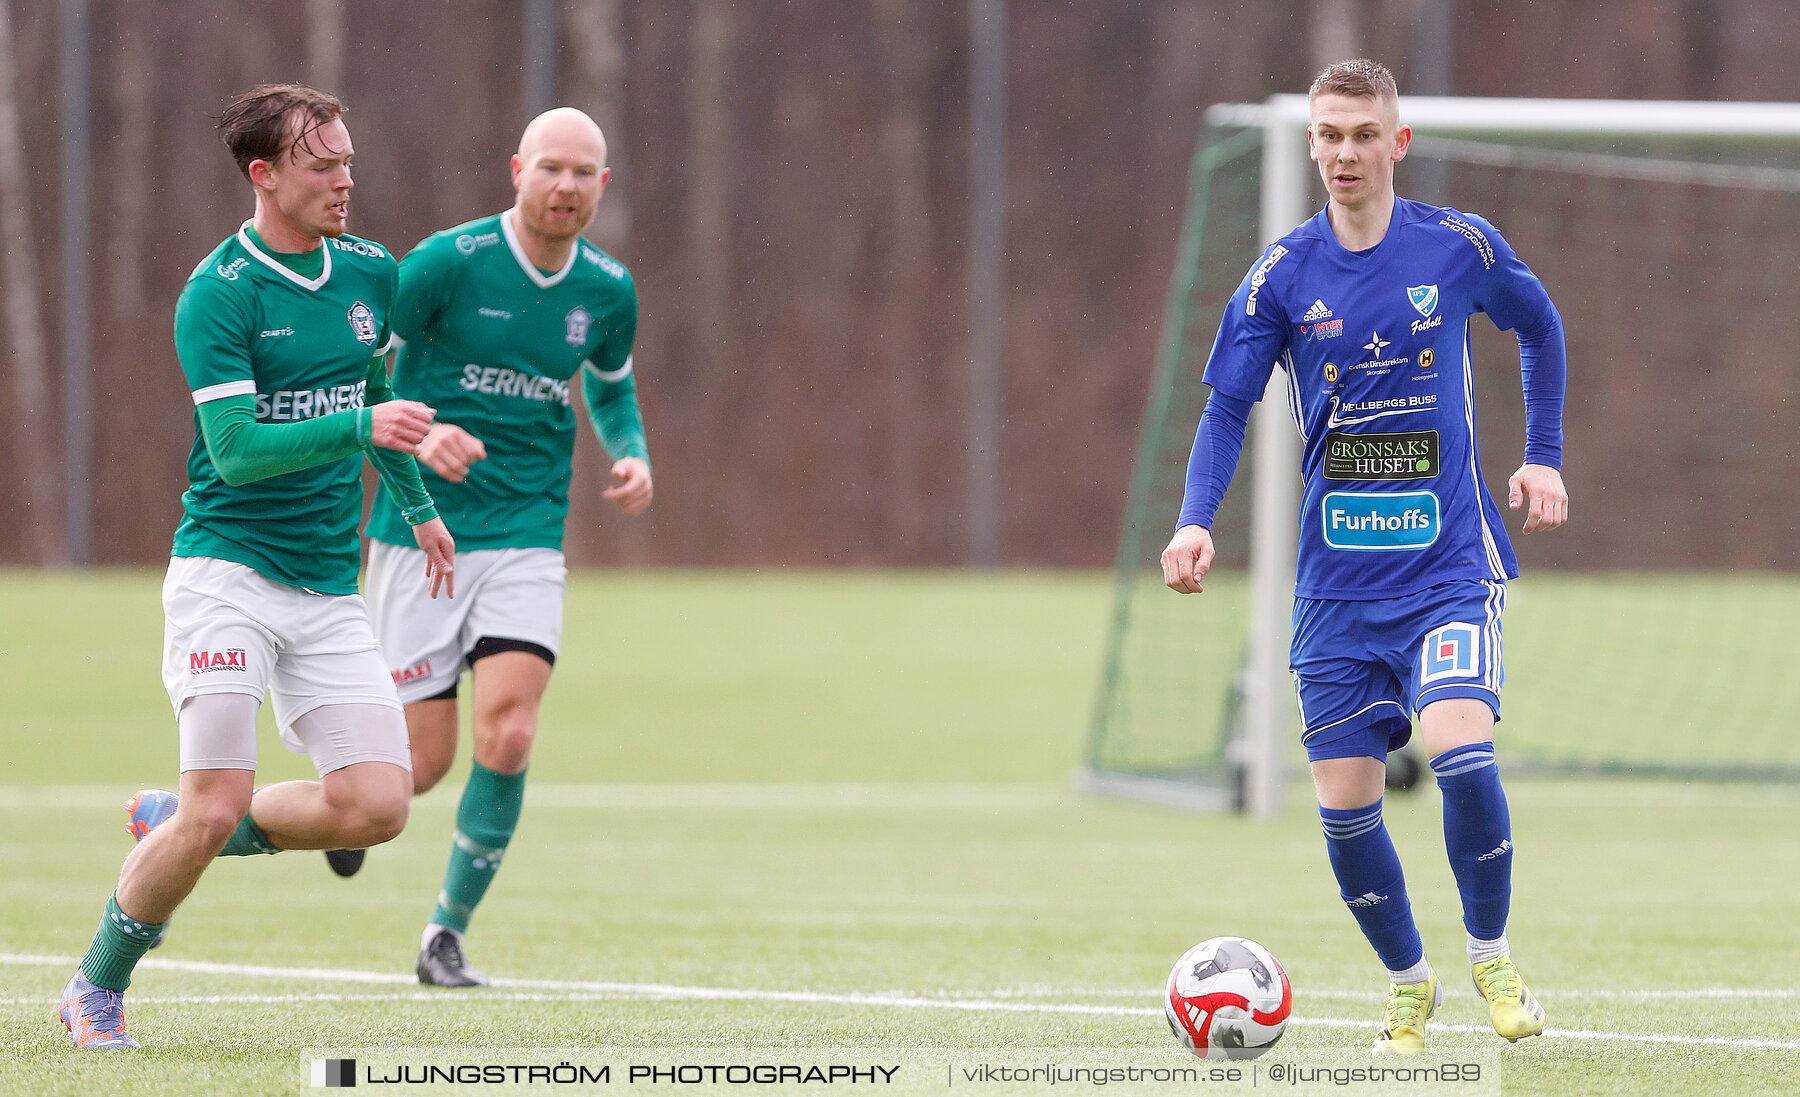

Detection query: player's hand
xmin=415 ymin=423 xmax=488 ymax=483
xmin=1161 ymin=524 xmax=1216 ymax=594
xmin=603 ymin=457 xmax=653 ymax=515
xmin=368 ymin=400 xmax=438 ymax=455
xmin=411 ymin=517 xmax=456 ymax=598
xmin=1508 ymin=462 xmax=1568 ymax=534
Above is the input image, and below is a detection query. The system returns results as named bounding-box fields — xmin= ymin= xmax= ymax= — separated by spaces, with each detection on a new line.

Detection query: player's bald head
xmin=518 ymin=107 xmax=607 ymax=169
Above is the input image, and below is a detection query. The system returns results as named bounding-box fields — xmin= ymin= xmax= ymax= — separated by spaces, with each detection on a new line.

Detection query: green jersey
xmin=366 ymin=211 xmax=646 ymax=551
xmin=173 ymin=223 xmax=434 ymax=594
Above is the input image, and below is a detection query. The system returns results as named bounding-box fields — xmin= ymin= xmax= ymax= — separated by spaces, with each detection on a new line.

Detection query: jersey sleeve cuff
xmin=584 ymin=355 xmax=634 ymax=384
xmin=191 ymin=379 xmax=258 ymax=405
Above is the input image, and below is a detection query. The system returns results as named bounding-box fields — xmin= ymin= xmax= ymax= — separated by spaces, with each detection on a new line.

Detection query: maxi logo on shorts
xmin=189 ymin=647 xmax=249 ymax=675
xmin=1321 ymin=490 xmax=1440 ymax=550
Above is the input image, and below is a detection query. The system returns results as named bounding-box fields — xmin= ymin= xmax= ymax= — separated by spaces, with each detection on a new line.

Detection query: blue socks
xmin=1319 ymin=800 xmax=1425 ymax=976
xmin=1431 ymin=741 xmax=1512 ymax=941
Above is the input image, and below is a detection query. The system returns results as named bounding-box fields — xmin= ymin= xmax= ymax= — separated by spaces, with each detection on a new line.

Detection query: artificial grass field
xmin=1 ymin=569 xmax=1796 ymax=1096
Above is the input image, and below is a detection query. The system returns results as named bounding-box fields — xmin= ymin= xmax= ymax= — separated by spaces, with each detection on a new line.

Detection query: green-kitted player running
xmin=58 ymin=84 xmax=453 ymax=1049
xmin=356 ymin=107 xmax=652 ymax=986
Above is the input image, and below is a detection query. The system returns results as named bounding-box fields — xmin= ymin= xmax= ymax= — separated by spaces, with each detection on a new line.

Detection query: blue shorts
xmin=1290 ymin=579 xmax=1505 ymax=762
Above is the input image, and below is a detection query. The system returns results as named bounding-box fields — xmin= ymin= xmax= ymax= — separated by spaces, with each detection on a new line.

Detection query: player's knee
xmin=177 ymin=799 xmax=249 ymax=853
xmin=484 ymin=725 xmax=536 ymax=773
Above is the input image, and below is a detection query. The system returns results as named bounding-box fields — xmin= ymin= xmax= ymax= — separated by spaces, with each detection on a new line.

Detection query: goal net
xmin=1084 ymin=96 xmax=1800 ymax=815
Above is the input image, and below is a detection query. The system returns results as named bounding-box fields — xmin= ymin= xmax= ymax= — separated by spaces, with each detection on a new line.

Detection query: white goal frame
xmin=1211 ymin=95 xmax=1800 ymax=819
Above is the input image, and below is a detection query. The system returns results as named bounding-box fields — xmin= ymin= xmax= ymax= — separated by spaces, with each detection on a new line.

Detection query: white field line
xmin=3 ymin=953 xmax=1797 ymax=1052
xmin=0 ymin=784 xmax=1070 ymax=812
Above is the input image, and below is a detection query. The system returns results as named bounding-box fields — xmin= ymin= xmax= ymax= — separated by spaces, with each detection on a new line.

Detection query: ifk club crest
xmin=1407 ymin=284 xmax=1439 ymax=317
xmin=564 ymin=306 xmax=593 ymax=348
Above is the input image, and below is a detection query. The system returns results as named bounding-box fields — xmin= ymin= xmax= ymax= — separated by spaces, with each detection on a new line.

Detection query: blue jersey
xmin=1185 ymin=197 xmax=1565 ymax=600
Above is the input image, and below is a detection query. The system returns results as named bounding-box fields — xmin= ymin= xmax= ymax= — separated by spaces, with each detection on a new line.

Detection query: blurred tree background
xmin=2 ymin=0 xmax=1797 ymax=567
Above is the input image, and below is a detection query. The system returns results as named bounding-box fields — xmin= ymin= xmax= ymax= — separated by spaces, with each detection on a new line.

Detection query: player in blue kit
xmin=1161 ymin=60 xmax=1567 ymax=1054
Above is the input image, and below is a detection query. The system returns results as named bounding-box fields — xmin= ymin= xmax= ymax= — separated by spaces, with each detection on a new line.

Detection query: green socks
xmin=431 ymin=761 xmax=526 ymax=933
xmin=79 ymin=895 xmax=164 ymax=991
xmin=82 ymin=812 xmax=274 ymax=991
xmin=218 ymin=811 xmax=279 ymax=856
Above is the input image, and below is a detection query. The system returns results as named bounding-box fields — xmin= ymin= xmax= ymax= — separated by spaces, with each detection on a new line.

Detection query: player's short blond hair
xmin=1309 ymin=59 xmax=1399 ymax=105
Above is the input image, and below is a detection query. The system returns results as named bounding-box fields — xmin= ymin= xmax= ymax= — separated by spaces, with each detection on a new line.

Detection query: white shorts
xmin=366 ymin=541 xmax=567 ymax=704
xmin=160 ymin=555 xmax=408 ymax=772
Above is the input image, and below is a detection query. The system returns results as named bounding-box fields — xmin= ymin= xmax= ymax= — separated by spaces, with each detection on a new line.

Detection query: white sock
xmin=1467 ymin=934 xmax=1509 ymax=964
xmin=1387 ymin=958 xmax=1433 ymax=985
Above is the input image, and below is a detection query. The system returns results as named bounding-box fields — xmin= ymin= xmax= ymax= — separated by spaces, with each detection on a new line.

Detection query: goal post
xmin=1084 ymin=94 xmax=1800 ymax=817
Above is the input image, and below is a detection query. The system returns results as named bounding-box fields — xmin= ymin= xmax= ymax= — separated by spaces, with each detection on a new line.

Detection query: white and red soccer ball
xmin=1164 ymin=936 xmax=1292 ymax=1059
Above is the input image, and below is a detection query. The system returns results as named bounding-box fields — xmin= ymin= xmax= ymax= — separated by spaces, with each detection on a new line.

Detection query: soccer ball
xmin=1164 ymin=936 xmax=1292 ymax=1059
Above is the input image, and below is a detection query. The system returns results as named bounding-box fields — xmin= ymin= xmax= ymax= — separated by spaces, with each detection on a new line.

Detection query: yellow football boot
xmin=1471 ymin=953 xmax=1546 ymax=1041
xmin=1371 ymin=972 xmax=1441 ymax=1055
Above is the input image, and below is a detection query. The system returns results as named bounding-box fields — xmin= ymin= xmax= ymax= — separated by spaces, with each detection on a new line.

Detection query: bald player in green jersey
xmin=360 ymin=107 xmax=651 ymax=986
xmin=58 ymin=84 xmax=454 ymax=1049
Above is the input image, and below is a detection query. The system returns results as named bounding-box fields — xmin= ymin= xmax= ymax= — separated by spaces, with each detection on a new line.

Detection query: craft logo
xmin=1321 ymin=490 xmax=1440 ymax=551
xmin=1421 ymin=622 xmax=1480 ymax=684
xmin=217 ymin=257 xmax=251 ymax=281
xmin=1323 ymin=429 xmax=1438 ymax=481
xmin=1407 ymin=284 xmax=1439 ymax=317
xmin=565 ymin=306 xmax=593 ymax=348
xmin=347 ymin=301 xmax=379 ymax=346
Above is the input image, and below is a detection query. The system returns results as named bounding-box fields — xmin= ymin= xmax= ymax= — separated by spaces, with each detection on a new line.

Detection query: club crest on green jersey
xmin=564 ymin=306 xmax=592 ymax=347
xmin=347 ymin=301 xmax=378 ymax=346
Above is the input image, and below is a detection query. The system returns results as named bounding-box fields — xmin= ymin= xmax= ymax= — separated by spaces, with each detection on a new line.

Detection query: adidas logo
xmin=1301 ymin=299 xmax=1332 ymax=322
xmin=1345 ymin=891 xmax=1387 ymax=908
xmin=1478 ymin=839 xmax=1514 ymax=862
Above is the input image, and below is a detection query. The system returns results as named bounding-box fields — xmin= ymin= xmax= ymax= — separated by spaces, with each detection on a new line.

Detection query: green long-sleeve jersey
xmin=365 ymin=211 xmax=647 ymax=552
xmin=172 ymin=223 xmax=436 ymax=594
